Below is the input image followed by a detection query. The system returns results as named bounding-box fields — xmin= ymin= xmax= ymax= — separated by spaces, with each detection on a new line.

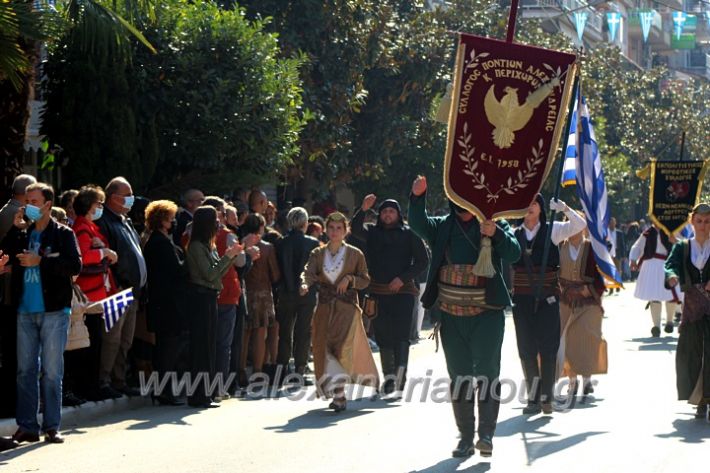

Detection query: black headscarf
xmin=377 ymin=199 xmax=403 ymax=226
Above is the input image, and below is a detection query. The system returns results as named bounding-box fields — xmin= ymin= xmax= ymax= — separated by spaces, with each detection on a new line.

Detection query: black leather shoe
xmin=664 ymin=322 xmax=674 ymax=334
xmin=44 ymin=430 xmax=64 ymax=444
xmin=0 ymin=437 xmax=18 ymax=452
xmin=583 ymin=382 xmax=595 ymax=395
xmin=12 ymin=429 xmax=39 ymax=444
xmin=695 ymin=404 xmax=708 ymax=419
xmin=522 ymin=402 xmax=541 ymax=415
xmin=475 ymin=437 xmax=493 ymax=457
xmin=452 ymin=438 xmax=475 ymax=458
xmin=116 ymin=385 xmax=141 ymax=397
xmin=651 ymin=326 xmax=661 ymax=337
xmin=97 ymin=385 xmax=124 ymax=400
xmin=63 ymin=391 xmax=87 ymax=407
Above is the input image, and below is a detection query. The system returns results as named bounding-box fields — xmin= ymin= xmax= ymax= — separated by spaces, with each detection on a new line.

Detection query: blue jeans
xmin=216 ymin=304 xmax=237 ymax=391
xmin=17 ymin=310 xmax=69 ymax=434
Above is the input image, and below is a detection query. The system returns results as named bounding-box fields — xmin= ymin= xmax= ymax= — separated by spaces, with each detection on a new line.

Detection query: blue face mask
xmin=25 ymin=204 xmax=43 ymax=221
xmin=123 ymin=195 xmax=135 ymax=211
xmin=91 ymin=206 xmax=103 ymax=221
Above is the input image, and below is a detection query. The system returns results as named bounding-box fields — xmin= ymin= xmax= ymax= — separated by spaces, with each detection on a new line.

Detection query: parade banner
xmin=649 ymin=159 xmax=709 ymax=237
xmin=443 ymin=33 xmax=577 ymax=220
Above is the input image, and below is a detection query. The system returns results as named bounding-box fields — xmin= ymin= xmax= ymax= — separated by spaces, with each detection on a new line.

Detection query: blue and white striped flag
xmin=574 ymin=95 xmax=623 ymax=288
xmin=561 ymin=87 xmax=578 ymax=188
xmin=101 ymin=288 xmax=134 ymax=332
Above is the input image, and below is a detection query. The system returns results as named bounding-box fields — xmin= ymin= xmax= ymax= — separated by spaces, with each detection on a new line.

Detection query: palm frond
xmin=63 ymin=0 xmax=156 ymax=59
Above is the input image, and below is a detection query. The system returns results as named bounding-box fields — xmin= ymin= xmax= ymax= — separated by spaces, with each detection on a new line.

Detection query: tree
xmin=43 ymin=0 xmax=306 ymax=196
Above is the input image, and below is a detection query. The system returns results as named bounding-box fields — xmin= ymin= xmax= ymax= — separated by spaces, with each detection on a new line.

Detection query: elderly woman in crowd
xmin=69 ymin=185 xmax=119 ymax=402
xmin=300 ymin=212 xmax=378 ymax=412
xmin=185 ymin=206 xmax=242 ymax=408
xmin=143 ymin=200 xmax=189 ymax=405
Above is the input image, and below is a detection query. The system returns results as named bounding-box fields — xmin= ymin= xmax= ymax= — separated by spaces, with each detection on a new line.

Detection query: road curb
xmin=0 ymin=396 xmax=152 ymax=437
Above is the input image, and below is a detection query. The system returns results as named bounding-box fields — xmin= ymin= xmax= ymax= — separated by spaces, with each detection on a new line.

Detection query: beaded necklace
xmin=324 ymin=244 xmax=347 ymax=284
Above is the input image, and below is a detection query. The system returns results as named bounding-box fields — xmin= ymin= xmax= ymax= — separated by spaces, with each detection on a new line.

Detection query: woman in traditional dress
xmin=557 ymin=218 xmax=608 ymax=401
xmin=300 ymin=212 xmax=378 ymax=412
xmin=666 ymin=203 xmax=710 ymax=421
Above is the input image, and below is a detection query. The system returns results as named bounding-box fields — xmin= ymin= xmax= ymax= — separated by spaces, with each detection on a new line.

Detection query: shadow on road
xmin=495 ymin=413 xmax=606 ymax=464
xmin=264 ymin=398 xmax=399 ymax=433
xmin=0 ymin=440 xmax=46 ymax=465
xmin=409 ymin=457 xmax=491 ymax=473
xmin=655 ymin=416 xmax=710 ymax=443
xmin=626 ymin=337 xmax=677 ymax=351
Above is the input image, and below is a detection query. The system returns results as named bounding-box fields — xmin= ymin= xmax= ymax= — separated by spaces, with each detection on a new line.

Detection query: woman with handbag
xmin=143 ymin=200 xmax=189 ymax=405
xmin=185 ymin=206 xmax=242 ymax=408
xmin=300 ymin=212 xmax=378 ymax=412
xmin=68 ymin=185 xmax=119 ymax=402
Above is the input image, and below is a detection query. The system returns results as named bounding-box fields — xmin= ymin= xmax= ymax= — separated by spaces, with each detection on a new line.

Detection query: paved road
xmin=2 ymin=283 xmax=708 ymax=472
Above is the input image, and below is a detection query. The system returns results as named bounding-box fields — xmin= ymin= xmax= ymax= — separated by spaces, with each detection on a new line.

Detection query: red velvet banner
xmin=444 ymin=33 xmax=577 ymax=220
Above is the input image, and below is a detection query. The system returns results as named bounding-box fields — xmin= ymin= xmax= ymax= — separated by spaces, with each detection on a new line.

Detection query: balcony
xmin=520 ymin=0 xmax=604 ymax=43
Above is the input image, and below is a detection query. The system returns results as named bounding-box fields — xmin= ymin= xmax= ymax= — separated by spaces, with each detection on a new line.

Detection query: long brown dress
xmin=301 ymin=244 xmax=379 ymax=397
xmin=558 ymin=240 xmax=608 ymax=377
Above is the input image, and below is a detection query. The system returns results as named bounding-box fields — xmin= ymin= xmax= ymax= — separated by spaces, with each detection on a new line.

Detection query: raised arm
xmin=550 ymin=199 xmax=587 ymax=245
xmin=407 ymin=176 xmax=441 ymax=245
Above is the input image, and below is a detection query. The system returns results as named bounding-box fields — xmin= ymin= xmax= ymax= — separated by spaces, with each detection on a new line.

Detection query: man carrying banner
xmin=409 ymin=175 xmax=520 ymax=458
xmin=665 ymin=203 xmax=710 ymax=421
xmin=512 ymin=194 xmax=586 ymax=415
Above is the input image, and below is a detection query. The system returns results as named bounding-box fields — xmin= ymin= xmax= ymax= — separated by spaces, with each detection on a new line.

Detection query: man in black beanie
xmin=351 ymin=194 xmax=429 ymax=396
xmin=512 ymin=193 xmax=586 ymax=415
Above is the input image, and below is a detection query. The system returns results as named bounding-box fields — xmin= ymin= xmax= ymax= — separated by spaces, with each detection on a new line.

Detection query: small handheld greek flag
xmin=101 ymin=288 xmax=134 ymax=332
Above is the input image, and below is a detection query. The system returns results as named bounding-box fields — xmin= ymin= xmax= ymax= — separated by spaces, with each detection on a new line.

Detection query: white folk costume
xmin=629 ymin=226 xmax=681 ymax=334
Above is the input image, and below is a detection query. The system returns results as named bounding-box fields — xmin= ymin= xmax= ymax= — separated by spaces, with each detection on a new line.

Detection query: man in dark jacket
xmin=275 ymin=207 xmax=320 ymax=384
xmin=95 ymin=177 xmax=147 ymax=398
xmin=173 ymin=188 xmax=204 ymax=247
xmin=351 ymin=194 xmax=429 ymax=395
xmin=1 ymin=182 xmax=81 ymax=444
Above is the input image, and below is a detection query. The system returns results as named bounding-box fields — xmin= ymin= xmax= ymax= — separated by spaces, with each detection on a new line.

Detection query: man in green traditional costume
xmin=666 ymin=203 xmax=710 ymax=421
xmin=408 ymin=176 xmax=521 ymax=458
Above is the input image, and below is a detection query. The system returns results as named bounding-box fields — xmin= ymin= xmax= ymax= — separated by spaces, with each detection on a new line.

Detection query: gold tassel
xmin=472 ymin=237 xmax=497 ymax=278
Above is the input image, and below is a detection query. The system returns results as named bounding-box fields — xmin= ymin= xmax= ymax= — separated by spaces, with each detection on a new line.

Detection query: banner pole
xmin=678 ymin=131 xmax=686 ymax=161
xmin=534 ymin=74 xmax=580 ymax=308
xmin=506 ymin=0 xmax=520 ymax=43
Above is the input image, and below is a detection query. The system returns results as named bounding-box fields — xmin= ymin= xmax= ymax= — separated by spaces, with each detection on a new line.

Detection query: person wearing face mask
xmin=67 ymin=185 xmax=118 ymax=403
xmin=0 ymin=174 xmax=36 ymax=419
xmin=351 ymin=195 xmax=429 ymax=397
xmin=408 ymin=175 xmax=521 ymax=458
xmin=94 ymin=176 xmax=147 ymax=398
xmin=1 ymin=182 xmax=82 ymax=444
xmin=143 ymin=200 xmax=189 ymax=405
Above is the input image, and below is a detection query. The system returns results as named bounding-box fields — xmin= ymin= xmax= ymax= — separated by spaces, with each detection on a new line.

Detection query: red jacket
xmin=216 ymin=226 xmax=241 ymax=305
xmin=72 ymin=216 xmax=117 ymax=301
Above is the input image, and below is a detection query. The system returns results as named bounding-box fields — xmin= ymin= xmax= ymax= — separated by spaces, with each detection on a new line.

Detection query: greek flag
xmin=101 ymin=288 xmax=134 ymax=332
xmin=574 ymin=95 xmax=623 ymax=287
xmin=561 ymin=87 xmax=578 ymax=188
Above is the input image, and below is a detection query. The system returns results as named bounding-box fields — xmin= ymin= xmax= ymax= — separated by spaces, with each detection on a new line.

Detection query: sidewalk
xmin=0 ymin=396 xmax=152 ymax=438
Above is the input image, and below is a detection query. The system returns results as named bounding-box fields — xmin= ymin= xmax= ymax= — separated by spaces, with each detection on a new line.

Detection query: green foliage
xmin=43 ymin=0 xmax=306 ymax=196
xmin=155 ymin=1 xmax=306 ymax=191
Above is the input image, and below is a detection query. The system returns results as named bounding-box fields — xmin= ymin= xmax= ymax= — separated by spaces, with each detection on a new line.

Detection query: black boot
xmin=476 ymin=380 xmax=500 ymax=457
xmin=394 ymin=341 xmax=410 ymax=392
xmin=379 ymin=348 xmax=396 ymax=395
xmin=521 ymin=358 xmax=541 ymax=414
xmin=450 ymin=379 xmax=476 ymax=458
xmin=540 ymin=356 xmax=557 ymax=414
